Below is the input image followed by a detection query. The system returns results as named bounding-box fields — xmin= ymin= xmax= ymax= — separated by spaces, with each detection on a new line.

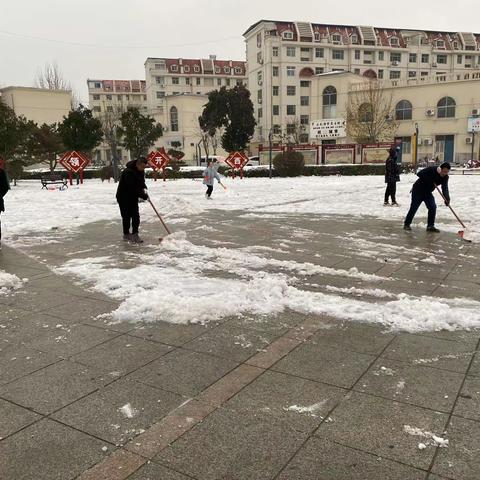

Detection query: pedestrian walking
xmin=203 ymin=160 xmax=222 ymax=199
xmin=0 ymin=164 xmax=9 ymax=249
xmin=384 ymin=146 xmax=400 ymax=206
xmin=116 ymin=157 xmax=149 ymax=243
xmin=404 ymin=162 xmax=451 ymax=232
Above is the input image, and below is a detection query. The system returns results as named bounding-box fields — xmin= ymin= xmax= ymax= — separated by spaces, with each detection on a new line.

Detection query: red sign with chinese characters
xmin=59 ymin=151 xmax=90 ymax=173
xmin=148 ymin=150 xmax=170 ymax=170
xmin=225 ymin=151 xmax=248 ymax=170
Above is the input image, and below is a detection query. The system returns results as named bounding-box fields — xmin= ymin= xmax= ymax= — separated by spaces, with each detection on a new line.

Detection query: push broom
xmin=148 ymin=198 xmax=171 ymax=242
xmin=435 ymin=186 xmax=471 ymax=242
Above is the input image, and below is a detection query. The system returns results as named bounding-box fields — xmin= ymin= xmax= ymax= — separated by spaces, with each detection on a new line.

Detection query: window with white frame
xmin=286 ymin=66 xmax=296 ymax=76
xmin=315 ymin=67 xmax=324 ymax=74
xmin=186 ymin=77 xmax=191 ymax=85
xmin=283 ymin=31 xmax=294 ymax=40
xmin=272 ymin=86 xmax=279 ymax=96
xmin=273 ymin=47 xmax=279 ymax=57
xmin=332 ymin=50 xmax=344 ymax=60
xmin=286 ymin=105 xmax=296 ymax=115
xmin=351 ymin=34 xmax=358 ymax=44
xmin=156 ymin=91 xmax=165 ymax=99
xmin=389 ymin=70 xmax=401 ymax=79
xmin=234 ymin=67 xmax=242 ymax=74
xmin=215 ymin=66 xmax=221 ymax=73
xmin=272 ymin=105 xmax=279 ymax=116
xmin=286 ymin=85 xmax=296 ymax=96
xmin=184 ymin=66 xmax=190 ymax=73
xmin=390 ymin=52 xmax=402 ymax=63
xmin=224 ymin=67 xmax=230 ymax=74
xmin=315 ymin=48 xmax=324 ymax=58
xmin=257 ymin=52 xmax=263 ymax=63
xmin=170 ymin=106 xmax=179 ymax=131
xmin=272 ymin=66 xmax=279 ymax=77
xmin=257 ymin=71 xmax=263 ymax=84
xmin=389 ymin=37 xmax=399 ymax=46
xmin=301 ymin=96 xmax=309 ymax=106
xmin=286 ymin=46 xmax=296 ymax=57
xmin=437 ymin=54 xmax=447 ymax=64
xmin=332 ymin=33 xmax=342 ymax=43
xmin=378 ymin=51 xmax=384 ymax=61
xmin=435 ymin=39 xmax=445 ymax=48
xmin=194 ymin=65 xmax=200 ymax=72
xmin=93 ymin=94 xmax=100 ymax=100
xmin=172 ymin=77 xmax=179 ymax=85
xmin=196 ymin=78 xmax=201 ymax=85
xmin=171 ymin=65 xmax=178 ymax=72
xmin=355 ymin=50 xmax=361 ymax=60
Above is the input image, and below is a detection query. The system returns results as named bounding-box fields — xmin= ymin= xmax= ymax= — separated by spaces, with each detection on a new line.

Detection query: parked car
xmin=199 ymin=155 xmax=226 ymax=165
xmin=247 ymin=156 xmax=260 ymax=166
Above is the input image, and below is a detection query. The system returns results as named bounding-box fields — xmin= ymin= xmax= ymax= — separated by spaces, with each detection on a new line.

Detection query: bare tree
xmin=98 ymin=105 xmax=125 ymax=182
xmin=346 ymin=80 xmax=398 ymax=144
xmin=34 ymin=61 xmax=80 ymax=108
xmin=273 ymin=118 xmax=308 ymax=145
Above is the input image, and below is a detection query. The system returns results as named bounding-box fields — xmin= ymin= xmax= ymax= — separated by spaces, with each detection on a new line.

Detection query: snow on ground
xmin=2 ymin=174 xmax=480 ymax=241
xmin=0 ymin=270 xmax=24 ymax=295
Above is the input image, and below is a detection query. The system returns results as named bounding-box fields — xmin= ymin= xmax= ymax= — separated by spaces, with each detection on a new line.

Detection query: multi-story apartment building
xmin=244 ymin=20 xmax=480 ymax=145
xmin=87 ymin=79 xmax=147 ymax=165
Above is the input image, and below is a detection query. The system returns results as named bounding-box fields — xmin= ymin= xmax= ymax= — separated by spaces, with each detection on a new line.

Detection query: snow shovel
xmin=435 ymin=186 xmax=471 ymax=242
xmin=148 ymin=198 xmax=171 ymax=241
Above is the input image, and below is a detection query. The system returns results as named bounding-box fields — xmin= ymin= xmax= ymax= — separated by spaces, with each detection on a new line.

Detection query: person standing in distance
xmin=116 ymin=157 xmax=149 ymax=243
xmin=0 ymin=162 xmax=10 ymax=249
xmin=384 ymin=146 xmax=400 ymax=206
xmin=203 ymin=159 xmax=221 ymax=199
xmin=404 ymin=162 xmax=451 ymax=233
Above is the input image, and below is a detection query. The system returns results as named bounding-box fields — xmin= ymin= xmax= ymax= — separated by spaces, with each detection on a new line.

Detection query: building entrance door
xmin=435 ymin=135 xmax=455 ymax=163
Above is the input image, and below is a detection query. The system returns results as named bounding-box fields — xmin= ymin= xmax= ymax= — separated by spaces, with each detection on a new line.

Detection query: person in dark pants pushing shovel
xmin=404 ymin=162 xmax=451 ymax=233
xmin=116 ymin=157 xmax=149 ymax=243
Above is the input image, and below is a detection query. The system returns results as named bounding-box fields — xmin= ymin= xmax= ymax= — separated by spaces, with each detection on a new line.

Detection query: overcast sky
xmin=1 ymin=0 xmax=479 ymax=103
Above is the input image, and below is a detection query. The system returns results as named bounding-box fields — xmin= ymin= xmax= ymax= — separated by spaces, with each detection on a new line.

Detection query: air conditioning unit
xmin=472 ymin=108 xmax=480 ymax=116
xmin=423 ymin=138 xmax=433 ymax=146
xmin=258 ymin=80 xmax=263 ymax=86
xmin=466 ymin=137 xmax=473 ymax=144
xmin=391 ymin=61 xmax=399 ymax=66
xmin=426 ymin=109 xmax=435 ymax=116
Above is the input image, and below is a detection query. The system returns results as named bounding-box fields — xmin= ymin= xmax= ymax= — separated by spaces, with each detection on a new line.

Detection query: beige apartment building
xmin=87 ymin=79 xmax=147 ymax=164
xmin=307 ymin=70 xmax=480 ymax=164
xmin=0 ymin=86 xmax=71 ymax=125
xmin=244 ymin=20 xmax=480 ymax=145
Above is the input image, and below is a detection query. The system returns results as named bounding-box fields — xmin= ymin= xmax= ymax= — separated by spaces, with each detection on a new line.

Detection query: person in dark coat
xmin=384 ymin=146 xmax=400 ymax=206
xmin=116 ymin=157 xmax=149 ymax=243
xmin=0 ymin=164 xmax=10 ymax=248
xmin=404 ymin=162 xmax=451 ymax=233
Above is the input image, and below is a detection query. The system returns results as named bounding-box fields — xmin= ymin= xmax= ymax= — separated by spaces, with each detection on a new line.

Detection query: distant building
xmin=0 ymin=86 xmax=71 ymax=125
xmin=87 ymin=79 xmax=147 ymax=165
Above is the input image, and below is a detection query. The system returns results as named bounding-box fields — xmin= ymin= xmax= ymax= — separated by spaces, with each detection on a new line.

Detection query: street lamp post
xmin=414 ymin=122 xmax=419 ymax=167
xmin=268 ymin=129 xmax=273 ymax=179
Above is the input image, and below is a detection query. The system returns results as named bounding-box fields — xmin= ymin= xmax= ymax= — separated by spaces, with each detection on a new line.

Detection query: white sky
xmin=1 ymin=0 xmax=479 ymax=102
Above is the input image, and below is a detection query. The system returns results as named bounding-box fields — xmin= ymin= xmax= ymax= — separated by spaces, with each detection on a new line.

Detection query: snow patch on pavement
xmin=0 ymin=270 xmax=25 ymax=295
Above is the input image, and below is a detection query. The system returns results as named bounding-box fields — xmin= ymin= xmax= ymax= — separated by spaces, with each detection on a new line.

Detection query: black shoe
xmin=403 ymin=225 xmax=412 ymax=231
xmin=426 ymin=226 xmax=440 ymax=233
xmin=130 ymin=233 xmax=144 ymax=243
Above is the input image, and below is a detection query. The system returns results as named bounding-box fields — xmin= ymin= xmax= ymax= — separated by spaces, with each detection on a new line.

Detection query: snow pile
xmin=119 ymin=403 xmax=138 ymax=419
xmin=403 ymin=425 xmax=449 ymax=448
xmin=285 ymin=400 xmax=327 ymax=417
xmin=0 ymin=270 xmax=24 ymax=295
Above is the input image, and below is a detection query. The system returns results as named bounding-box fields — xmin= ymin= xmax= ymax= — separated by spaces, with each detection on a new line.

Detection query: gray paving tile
xmin=224 ymin=310 xmax=305 ymax=336
xmin=418 ymin=330 xmax=480 ymax=346
xmin=273 ymin=341 xmax=375 ymax=389
xmin=316 ymin=391 xmax=449 ymax=470
xmin=154 ymin=406 xmax=307 ymax=480
xmin=432 ymin=416 xmax=480 ymax=480
xmin=355 ymin=357 xmax=464 ymax=412
xmin=40 ymin=297 xmax=118 ymax=322
xmin=467 ymin=352 xmax=480 ymax=377
xmin=130 ymin=462 xmax=192 ymax=479
xmin=185 ymin=324 xmax=280 ymax=363
xmin=453 ymin=376 xmax=480 ymax=421
xmin=52 ymin=378 xmax=183 ymax=446
xmin=71 ymin=334 xmax=172 ymax=376
xmin=382 ymin=334 xmax=475 ymax=374
xmin=0 ymin=360 xmax=105 ymax=414
xmin=1 ymin=287 xmax=80 ymax=312
xmin=277 ymin=436 xmax=427 ymax=480
xmin=0 ymin=419 xmax=107 ymax=480
xmin=0 ymin=398 xmax=40 ymax=439
xmin=225 ymin=370 xmax=345 ymax=433
xmin=129 ymin=349 xmax=238 ymax=397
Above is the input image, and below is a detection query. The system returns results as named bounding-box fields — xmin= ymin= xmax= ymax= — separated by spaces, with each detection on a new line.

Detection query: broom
xmin=435 ymin=186 xmax=471 ymax=242
xmin=148 ymin=198 xmax=171 ymax=242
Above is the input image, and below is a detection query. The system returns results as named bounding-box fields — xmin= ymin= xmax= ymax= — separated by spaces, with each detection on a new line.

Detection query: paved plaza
xmin=1 ymin=209 xmax=480 ymax=480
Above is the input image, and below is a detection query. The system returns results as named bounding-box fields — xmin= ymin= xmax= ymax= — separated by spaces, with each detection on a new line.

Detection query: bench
xmin=41 ymin=175 xmax=68 ymax=189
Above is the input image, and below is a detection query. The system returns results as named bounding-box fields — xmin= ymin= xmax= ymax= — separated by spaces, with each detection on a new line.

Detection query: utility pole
xmin=471 ymin=130 xmax=476 ymax=164
xmin=268 ymin=129 xmax=273 ymax=179
xmin=112 ymin=124 xmax=119 ymax=183
xmin=414 ymin=122 xmax=419 ymax=167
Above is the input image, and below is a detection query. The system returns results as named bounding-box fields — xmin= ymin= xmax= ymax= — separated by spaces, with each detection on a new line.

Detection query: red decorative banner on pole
xmin=147 ymin=150 xmax=171 ymax=182
xmin=224 ymin=151 xmax=248 ymax=179
xmin=59 ymin=151 xmax=90 ymax=185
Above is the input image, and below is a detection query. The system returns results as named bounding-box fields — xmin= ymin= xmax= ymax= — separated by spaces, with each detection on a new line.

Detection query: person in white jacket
xmin=203 ymin=160 xmax=222 ymax=199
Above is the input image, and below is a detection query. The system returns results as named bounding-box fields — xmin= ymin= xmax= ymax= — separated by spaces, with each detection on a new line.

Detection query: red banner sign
xmin=148 ymin=150 xmax=170 ymax=170
xmin=59 ymin=151 xmax=90 ymax=173
xmin=225 ymin=151 xmax=248 ymax=170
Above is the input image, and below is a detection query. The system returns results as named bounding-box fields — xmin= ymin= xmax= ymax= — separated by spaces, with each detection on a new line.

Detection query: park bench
xmin=41 ymin=174 xmax=68 ymax=189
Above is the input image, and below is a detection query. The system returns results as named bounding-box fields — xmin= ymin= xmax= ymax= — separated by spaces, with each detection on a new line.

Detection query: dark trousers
xmin=118 ymin=202 xmax=140 ymax=235
xmin=206 ymin=185 xmax=213 ymax=197
xmin=404 ymin=190 xmax=437 ymax=227
xmin=384 ymin=182 xmax=397 ymax=203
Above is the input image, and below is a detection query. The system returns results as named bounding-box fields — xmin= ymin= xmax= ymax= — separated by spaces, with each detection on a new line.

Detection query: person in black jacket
xmin=384 ymin=146 xmax=400 ymax=206
xmin=116 ymin=157 xmax=149 ymax=243
xmin=0 ymin=164 xmax=10 ymax=249
xmin=404 ymin=162 xmax=451 ymax=232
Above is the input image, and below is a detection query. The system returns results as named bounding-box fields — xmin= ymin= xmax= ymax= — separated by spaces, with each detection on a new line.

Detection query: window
xmin=421 ymin=54 xmax=430 ymax=63
xmin=234 ymin=67 xmax=242 ymax=74
xmin=299 ymin=133 xmax=309 ymax=143
xmin=172 ymin=77 xmax=179 ymax=85
xmin=409 ymin=53 xmax=417 ymax=63
xmin=300 ymin=80 xmax=310 ymax=87
xmin=435 ymin=39 xmax=445 ymax=49
xmin=389 ymin=37 xmax=399 ymax=46
xmin=315 ymin=48 xmax=324 ymax=58
xmin=351 ymin=34 xmax=358 ymax=44
xmin=93 ymin=94 xmax=100 ymax=100
xmin=300 ymin=115 xmax=309 ymax=125
xmin=106 ymin=106 xmax=113 ymax=112
xmin=156 ymin=76 xmax=165 ymax=85
xmin=156 ymin=91 xmax=165 ymax=99
xmin=273 ymin=124 xmax=281 ymax=134
xmin=217 ymin=78 xmax=222 ymax=86
xmin=257 ymin=32 xmax=262 ymax=47
xmin=315 ymin=67 xmax=324 ymax=75
xmin=215 ymin=66 xmax=221 ymax=73
xmin=106 ymin=94 xmax=112 ymax=100
xmin=125 ymin=95 xmax=129 ymax=100
xmin=273 ymin=47 xmax=279 ymax=57
xmin=194 ymin=65 xmax=200 ymax=73
xmin=395 ymin=100 xmax=413 ymax=120
xmin=258 ymin=108 xmax=263 ymax=119
xmin=224 ymin=67 xmax=230 ymax=74
xmin=184 ymin=66 xmax=190 ymax=73
xmin=257 ymin=52 xmax=263 ymax=63
xmin=332 ymin=50 xmax=345 ymax=60
xmin=186 ymin=78 xmax=191 ymax=85
xmin=93 ymin=106 xmax=101 ymax=112
xmin=272 ymin=105 xmax=280 ymax=116
xmin=286 ymin=66 xmax=295 ymax=76
xmin=300 ymin=47 xmax=310 ymax=61
xmin=170 ymin=106 xmax=179 ymax=131
xmin=453 ymin=41 xmax=459 ymax=50
xmin=408 ymin=71 xmax=417 ymax=78
xmin=354 ymin=68 xmax=360 ymax=74
xmin=437 ymin=54 xmax=447 ymax=64
xmin=257 ymin=90 xmax=262 ymax=102
xmin=286 ymin=46 xmax=296 ymax=57
xmin=437 ymin=97 xmax=456 ymax=118
xmin=355 ymin=50 xmax=361 ymax=60
xmin=283 ymin=31 xmax=294 ymax=40
xmin=332 ymin=33 xmax=342 ymax=43
xmin=272 ymin=86 xmax=279 ymax=96
xmin=314 ymin=32 xmax=320 ymax=42
xmin=378 ymin=51 xmax=384 ymax=61
xmin=322 ymin=86 xmax=337 ymax=118
xmin=390 ymin=70 xmax=401 ymax=79
xmin=287 ymin=105 xmax=296 ymax=115
xmin=143 ymin=95 xmax=147 ymax=101
xmin=359 ymin=103 xmax=373 ymax=122
xmin=378 ymin=69 xmax=384 ymax=79
xmin=196 ymin=78 xmax=201 ymax=85
xmin=226 ymin=79 xmax=231 ymax=86
xmin=301 ymin=96 xmax=309 ymax=106
xmin=236 ymin=80 xmax=243 ymax=86
xmin=286 ymin=85 xmax=296 ymax=96
xmin=94 ymin=82 xmax=101 ymax=89
xmin=171 ymin=65 xmax=178 ymax=72
xmin=272 ymin=66 xmax=279 ymax=77
xmin=390 ymin=52 xmax=401 ymax=63
xmin=421 ymin=71 xmax=429 ymax=76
